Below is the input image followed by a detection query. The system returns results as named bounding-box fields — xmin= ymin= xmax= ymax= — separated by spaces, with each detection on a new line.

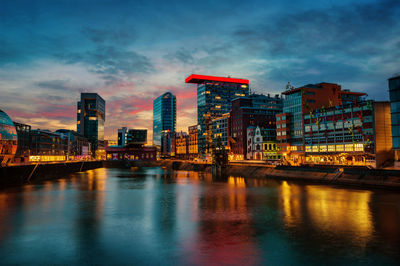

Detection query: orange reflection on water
xmin=279 ymin=181 xmax=373 ymax=247
xmin=280 ymin=181 xmax=303 ymax=228
xmin=228 ymin=176 xmax=246 ymax=188
xmin=306 ymin=185 xmax=373 ymax=246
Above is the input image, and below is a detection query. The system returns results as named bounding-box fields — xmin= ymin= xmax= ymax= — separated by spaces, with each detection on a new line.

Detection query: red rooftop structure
xmin=185 ymin=74 xmax=249 ymax=85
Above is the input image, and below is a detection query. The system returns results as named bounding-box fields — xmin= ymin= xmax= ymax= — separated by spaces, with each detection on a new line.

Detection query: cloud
xmin=232 ymin=0 xmax=400 ymax=98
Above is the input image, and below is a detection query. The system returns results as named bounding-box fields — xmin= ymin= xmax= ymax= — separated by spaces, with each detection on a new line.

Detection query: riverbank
xmin=0 ymin=161 xmax=103 ymax=187
xmin=154 ymin=160 xmax=400 ymax=191
xmin=2 ymin=160 xmax=400 ymax=191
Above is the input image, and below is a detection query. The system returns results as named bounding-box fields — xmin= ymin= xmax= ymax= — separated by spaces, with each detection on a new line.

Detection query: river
xmin=0 ymin=167 xmax=399 ymax=265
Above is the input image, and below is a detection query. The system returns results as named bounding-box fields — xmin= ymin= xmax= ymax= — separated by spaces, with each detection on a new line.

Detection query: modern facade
xmin=126 ymin=129 xmax=147 ymax=146
xmin=188 ymin=125 xmax=199 ymax=159
xmin=302 ymin=101 xmax=392 ymax=168
xmin=13 ymin=121 xmax=31 ymax=160
xmin=185 ymin=74 xmax=249 ymax=155
xmin=389 ymin=75 xmax=400 ymax=164
xmin=230 ymin=94 xmax=283 ymax=160
xmin=0 ymin=109 xmax=18 ymax=165
xmin=77 ymin=93 xmax=106 ymax=155
xmin=55 ymin=129 xmax=90 ymax=159
xmin=211 ymin=113 xmax=230 ymax=151
xmin=278 ymin=82 xmax=366 ymax=164
xmin=161 ymin=130 xmax=175 ymax=157
xmin=153 ymin=92 xmax=176 ymax=147
xmin=118 ymin=127 xmax=127 ymax=147
xmin=30 ymin=129 xmax=66 ymax=157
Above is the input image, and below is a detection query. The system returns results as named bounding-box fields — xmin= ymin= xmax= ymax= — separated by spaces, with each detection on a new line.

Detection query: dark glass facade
xmin=197 ymin=82 xmax=249 ymax=154
xmin=77 ymin=93 xmax=106 ymax=154
xmin=0 ymin=109 xmax=18 ymax=164
xmin=153 ymin=92 xmax=176 ymax=147
xmin=389 ymin=75 xmax=400 ymax=150
xmin=13 ymin=122 xmax=31 ymax=157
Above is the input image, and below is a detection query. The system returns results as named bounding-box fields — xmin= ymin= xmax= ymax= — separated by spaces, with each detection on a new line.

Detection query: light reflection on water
xmin=0 ymin=167 xmax=399 ymax=265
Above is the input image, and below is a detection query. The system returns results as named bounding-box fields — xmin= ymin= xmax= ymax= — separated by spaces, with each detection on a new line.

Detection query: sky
xmin=1 ymin=0 xmax=399 ymax=142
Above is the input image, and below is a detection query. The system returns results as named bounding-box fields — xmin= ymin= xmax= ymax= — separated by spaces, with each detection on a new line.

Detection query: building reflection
xmin=279 ymin=181 xmax=373 ymax=247
xmin=73 ymin=168 xmax=107 ymax=259
xmin=183 ymin=175 xmax=260 ymax=265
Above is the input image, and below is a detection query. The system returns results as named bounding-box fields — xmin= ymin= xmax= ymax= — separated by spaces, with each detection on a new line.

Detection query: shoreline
xmin=2 ymin=160 xmax=400 ymax=192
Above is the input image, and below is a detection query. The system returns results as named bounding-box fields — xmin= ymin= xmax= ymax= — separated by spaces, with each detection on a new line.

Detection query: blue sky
xmin=1 ymin=0 xmax=399 ymax=140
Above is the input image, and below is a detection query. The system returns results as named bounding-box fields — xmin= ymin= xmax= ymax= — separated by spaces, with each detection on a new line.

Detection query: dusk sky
xmin=1 ymin=0 xmax=399 ymax=142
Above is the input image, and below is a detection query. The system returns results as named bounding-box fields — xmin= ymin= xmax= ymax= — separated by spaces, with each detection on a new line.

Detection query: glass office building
xmin=153 ymin=92 xmax=176 ymax=147
xmin=0 ymin=109 xmax=18 ymax=164
xmin=185 ymin=74 xmax=249 ymax=155
xmin=389 ymin=75 xmax=400 ymax=151
xmin=77 ymin=93 xmax=106 ymax=154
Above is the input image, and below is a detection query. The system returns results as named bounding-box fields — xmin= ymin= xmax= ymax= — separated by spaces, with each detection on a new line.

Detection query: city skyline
xmin=1 ymin=0 xmax=399 ymax=142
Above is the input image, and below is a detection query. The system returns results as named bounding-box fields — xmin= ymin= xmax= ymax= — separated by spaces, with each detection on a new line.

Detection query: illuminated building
xmin=77 ymin=93 xmax=106 ymax=155
xmin=389 ymin=74 xmax=400 ymax=166
xmin=153 ymin=92 xmax=176 ymax=147
xmin=105 ymin=146 xmax=157 ymax=161
xmin=0 ymin=109 xmax=18 ymax=165
xmin=175 ymin=131 xmax=189 ymax=159
xmin=30 ymin=129 xmax=66 ymax=156
xmin=188 ymin=125 xmax=199 ymax=159
xmin=230 ymin=94 xmax=282 ymax=160
xmin=185 ymin=74 xmax=249 ymax=155
xmin=246 ymin=126 xmax=262 ymax=160
xmin=55 ymin=129 xmax=90 ymax=158
xmin=278 ymin=82 xmax=366 ymax=164
xmin=211 ymin=113 xmax=230 ymax=151
xmin=303 ymin=101 xmax=392 ymax=168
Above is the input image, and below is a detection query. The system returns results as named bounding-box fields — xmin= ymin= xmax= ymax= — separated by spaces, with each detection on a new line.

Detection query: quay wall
xmin=157 ymin=161 xmax=400 ymax=191
xmin=2 ymin=160 xmax=400 ymax=191
xmin=0 ymin=161 xmax=103 ymax=188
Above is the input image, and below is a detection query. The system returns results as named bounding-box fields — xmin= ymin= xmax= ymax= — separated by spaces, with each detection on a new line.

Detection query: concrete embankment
xmin=157 ymin=161 xmax=400 ymax=191
xmin=0 ymin=161 xmax=103 ymax=187
xmin=3 ymin=159 xmax=400 ymax=191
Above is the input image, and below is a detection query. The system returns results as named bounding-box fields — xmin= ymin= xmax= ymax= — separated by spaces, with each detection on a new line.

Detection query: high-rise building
xmin=230 ymin=94 xmax=283 ymax=160
xmin=77 ymin=93 xmax=106 ymax=154
xmin=153 ymin=92 xmax=176 ymax=147
xmin=185 ymin=74 xmax=249 ymax=155
xmin=389 ymin=74 xmax=400 ymax=164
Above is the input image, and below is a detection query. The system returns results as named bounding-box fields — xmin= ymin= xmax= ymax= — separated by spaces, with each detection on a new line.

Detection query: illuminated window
xmin=312 ymin=146 xmax=319 ymax=152
xmin=77 ymin=109 xmax=81 ymax=114
xmin=355 ymin=143 xmax=364 ymax=151
xmin=77 ymin=121 xmax=80 ymax=124
xmin=241 ymin=85 xmax=248 ymax=88
xmin=205 ymin=91 xmax=211 ymax=94
xmin=215 ymin=105 xmax=221 ymax=109
xmin=336 ymin=145 xmax=344 ymax=151
xmin=306 ymin=146 xmax=312 ymax=152
xmin=319 ymin=145 xmax=327 ymax=152
xmin=89 ymin=117 xmax=97 ymax=120
xmin=215 ymin=96 xmax=221 ymax=100
xmin=345 ymin=144 xmax=354 ymax=152
xmin=328 ymin=145 xmax=335 ymax=152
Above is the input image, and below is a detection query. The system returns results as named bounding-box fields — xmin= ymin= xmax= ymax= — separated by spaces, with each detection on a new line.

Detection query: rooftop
xmin=185 ymin=74 xmax=249 ymax=85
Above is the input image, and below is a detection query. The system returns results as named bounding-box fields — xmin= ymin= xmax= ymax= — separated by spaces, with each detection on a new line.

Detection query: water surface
xmin=0 ymin=167 xmax=399 ymax=265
